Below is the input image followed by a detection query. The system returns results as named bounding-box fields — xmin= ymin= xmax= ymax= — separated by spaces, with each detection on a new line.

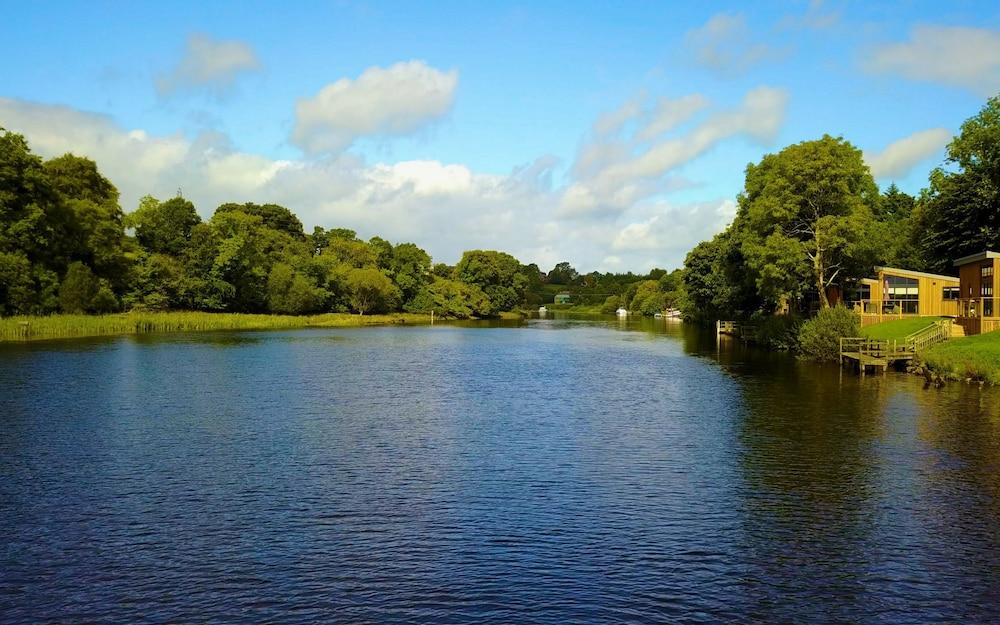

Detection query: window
xmin=982 ymin=264 xmax=995 ymax=278
xmin=943 ymin=287 xmax=960 ymax=300
xmin=985 ymin=298 xmax=995 ymax=318
xmin=884 ymin=275 xmax=919 ymax=314
xmin=984 ymin=285 xmax=994 ymax=297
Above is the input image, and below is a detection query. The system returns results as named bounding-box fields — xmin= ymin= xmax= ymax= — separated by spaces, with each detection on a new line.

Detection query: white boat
xmin=615 ymin=307 xmax=628 ymax=317
xmin=538 ymin=306 xmax=548 ymax=314
xmin=654 ymin=312 xmax=663 ymax=318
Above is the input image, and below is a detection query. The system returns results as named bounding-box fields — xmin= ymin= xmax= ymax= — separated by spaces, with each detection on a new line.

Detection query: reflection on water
xmin=0 ymin=315 xmax=998 ymax=624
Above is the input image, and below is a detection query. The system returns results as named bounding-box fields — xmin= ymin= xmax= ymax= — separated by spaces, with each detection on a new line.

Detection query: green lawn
xmin=923 ymin=331 xmax=1000 ymax=384
xmin=861 ymin=317 xmax=944 ymax=340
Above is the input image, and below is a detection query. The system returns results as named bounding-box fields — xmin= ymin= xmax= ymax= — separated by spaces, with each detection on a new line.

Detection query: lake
xmin=1 ymin=316 xmax=998 ymax=624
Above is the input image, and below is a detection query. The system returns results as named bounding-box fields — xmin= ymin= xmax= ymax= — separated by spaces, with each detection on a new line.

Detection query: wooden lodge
xmin=954 ymin=250 xmax=1000 ymax=336
xmin=854 ymin=266 xmax=960 ymax=327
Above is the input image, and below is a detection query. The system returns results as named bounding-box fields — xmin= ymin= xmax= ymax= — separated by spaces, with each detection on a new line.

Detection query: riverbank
xmin=0 ymin=311 xmax=436 ymax=343
xmin=920 ymin=332 xmax=1000 ymax=385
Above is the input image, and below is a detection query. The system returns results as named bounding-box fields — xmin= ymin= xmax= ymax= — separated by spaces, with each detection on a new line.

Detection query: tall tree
xmin=129 ymin=195 xmax=202 ymax=256
xmin=734 ymin=135 xmax=879 ymax=309
xmin=918 ymin=95 xmax=1000 ymax=272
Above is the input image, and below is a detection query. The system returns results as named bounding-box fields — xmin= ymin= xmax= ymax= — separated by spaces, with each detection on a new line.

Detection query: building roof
xmin=874 ymin=266 xmax=960 ymax=282
xmin=953 ymin=250 xmax=1000 ymax=266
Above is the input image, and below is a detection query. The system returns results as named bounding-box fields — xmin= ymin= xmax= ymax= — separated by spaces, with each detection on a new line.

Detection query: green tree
xmin=918 ymin=96 xmax=1000 ymax=272
xmin=267 ymin=262 xmax=325 ymax=314
xmin=454 ymin=250 xmax=527 ymax=312
xmin=59 ymin=262 xmax=110 ymax=313
xmin=734 ymin=135 xmax=879 ymax=309
xmin=215 ymin=202 xmax=305 ymax=239
xmin=546 ymin=261 xmax=579 ymax=285
xmin=405 ymin=277 xmax=492 ymax=318
xmin=128 ymin=195 xmax=201 ymax=256
xmin=345 ymin=267 xmax=400 ymax=315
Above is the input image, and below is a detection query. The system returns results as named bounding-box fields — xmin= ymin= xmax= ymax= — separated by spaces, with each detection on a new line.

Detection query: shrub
xmin=752 ymin=313 xmax=801 ymax=351
xmin=798 ymin=305 xmax=861 ymax=361
xmin=600 ymin=295 xmax=620 ymax=314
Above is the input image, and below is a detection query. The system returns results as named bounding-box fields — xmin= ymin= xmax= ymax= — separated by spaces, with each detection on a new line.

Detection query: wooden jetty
xmin=840 ymin=319 xmax=953 ymax=376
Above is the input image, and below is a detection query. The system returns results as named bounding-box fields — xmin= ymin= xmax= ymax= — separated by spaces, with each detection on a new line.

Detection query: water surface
xmin=1 ymin=317 xmax=998 ymax=623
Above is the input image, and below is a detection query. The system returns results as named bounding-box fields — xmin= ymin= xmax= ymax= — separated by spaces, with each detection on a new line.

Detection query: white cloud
xmin=1 ymin=91 xmax=764 ymax=273
xmin=777 ymin=0 xmax=840 ymax=31
xmin=864 ymin=128 xmax=951 ymax=179
xmin=156 ymin=34 xmax=261 ymax=97
xmin=561 ymin=87 xmax=787 ymax=217
xmin=292 ymin=60 xmax=458 ymax=155
xmin=684 ymin=13 xmax=788 ymax=77
xmin=864 ymin=25 xmax=1000 ymax=96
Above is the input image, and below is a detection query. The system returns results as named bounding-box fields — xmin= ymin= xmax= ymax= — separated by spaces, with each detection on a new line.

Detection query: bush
xmin=752 ymin=313 xmax=801 ymax=351
xmin=798 ymin=305 xmax=861 ymax=361
xmin=600 ymin=295 xmax=620 ymax=314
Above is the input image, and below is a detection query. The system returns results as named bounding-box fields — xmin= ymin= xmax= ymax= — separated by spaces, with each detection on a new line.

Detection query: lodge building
xmin=853 ymin=250 xmax=999 ymax=336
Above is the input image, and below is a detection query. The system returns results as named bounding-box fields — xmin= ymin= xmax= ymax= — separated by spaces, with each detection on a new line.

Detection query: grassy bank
xmin=861 ymin=317 xmax=943 ymax=340
xmin=0 ymin=311 xmax=434 ymax=343
xmin=922 ymin=332 xmax=1000 ymax=385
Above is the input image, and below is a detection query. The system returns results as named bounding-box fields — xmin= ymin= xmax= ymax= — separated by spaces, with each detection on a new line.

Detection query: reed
xmin=0 ymin=311 xmax=433 ymax=342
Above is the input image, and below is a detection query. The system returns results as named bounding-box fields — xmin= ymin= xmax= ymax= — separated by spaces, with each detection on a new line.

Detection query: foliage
xmin=267 ymin=263 xmax=326 ymax=314
xmin=454 ymin=250 xmax=529 ymax=312
xmin=405 ymin=277 xmax=492 ymax=318
xmin=734 ymin=135 xmax=879 ymax=309
xmin=0 ymin=311 xmax=433 ymax=342
xmin=601 ymin=295 xmax=621 ymax=314
xmin=128 ymin=195 xmax=201 ymax=256
xmin=917 ymin=96 xmax=1000 ymax=272
xmin=751 ymin=313 xmax=801 ymax=351
xmin=345 ymin=267 xmax=400 ymax=315
xmin=797 ymin=305 xmax=861 ymax=361
xmin=58 ymin=262 xmax=116 ymax=313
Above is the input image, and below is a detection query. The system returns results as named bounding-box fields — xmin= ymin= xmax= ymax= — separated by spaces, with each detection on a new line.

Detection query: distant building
xmin=954 ymin=250 xmax=999 ymax=335
xmin=554 ymin=292 xmax=572 ymax=304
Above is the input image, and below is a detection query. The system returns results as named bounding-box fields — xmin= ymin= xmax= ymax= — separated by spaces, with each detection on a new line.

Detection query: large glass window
xmin=943 ymin=287 xmax=960 ymax=300
xmin=985 ymin=298 xmax=995 ymax=318
xmin=884 ymin=275 xmax=919 ymax=314
xmin=982 ymin=264 xmax=994 ymax=278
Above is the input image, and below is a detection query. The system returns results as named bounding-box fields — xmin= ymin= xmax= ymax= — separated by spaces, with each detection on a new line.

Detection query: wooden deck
xmin=840 ymin=320 xmax=952 ymax=376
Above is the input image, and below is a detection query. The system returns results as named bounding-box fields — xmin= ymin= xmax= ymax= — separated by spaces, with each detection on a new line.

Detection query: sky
xmin=2 ymin=1 xmax=999 ymax=272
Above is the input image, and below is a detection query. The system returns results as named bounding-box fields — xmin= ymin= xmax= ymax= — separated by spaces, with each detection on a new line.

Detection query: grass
xmin=0 ymin=311 xmax=435 ymax=343
xmin=923 ymin=331 xmax=1000 ymax=384
xmin=861 ymin=317 xmax=944 ymax=340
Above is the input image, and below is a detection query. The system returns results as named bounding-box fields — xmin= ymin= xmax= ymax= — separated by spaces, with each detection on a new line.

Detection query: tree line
xmin=681 ymin=94 xmax=1000 ymax=324
xmin=0 ymin=128 xmax=675 ymax=318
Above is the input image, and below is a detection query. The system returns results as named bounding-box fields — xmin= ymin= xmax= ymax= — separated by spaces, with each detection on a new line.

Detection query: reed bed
xmin=0 ymin=311 xmax=432 ymax=342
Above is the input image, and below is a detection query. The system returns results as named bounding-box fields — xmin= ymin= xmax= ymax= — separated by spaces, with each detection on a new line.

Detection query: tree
xmin=215 ymin=202 xmax=305 ymax=239
xmin=546 ymin=261 xmax=579 ymax=285
xmin=734 ymin=135 xmax=879 ymax=309
xmin=918 ymin=96 xmax=1000 ymax=272
xmin=45 ymin=154 xmax=129 ymax=290
xmin=345 ymin=267 xmax=400 ymax=315
xmin=128 ymin=195 xmax=201 ymax=256
xmin=454 ymin=250 xmax=528 ymax=312
xmin=387 ymin=242 xmax=431 ymax=304
xmin=405 ymin=277 xmax=491 ymax=318
xmin=267 ymin=263 xmax=325 ymax=314
xmin=59 ymin=262 xmax=116 ymax=313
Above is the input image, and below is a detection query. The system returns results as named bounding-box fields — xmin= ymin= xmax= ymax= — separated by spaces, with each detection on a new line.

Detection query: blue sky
xmin=2 ymin=1 xmax=998 ymax=271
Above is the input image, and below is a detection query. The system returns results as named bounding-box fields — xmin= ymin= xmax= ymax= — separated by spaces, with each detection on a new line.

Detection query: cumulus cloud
xmin=156 ymin=34 xmax=261 ymax=97
xmin=864 ymin=128 xmax=951 ymax=179
xmin=561 ymin=87 xmax=787 ymax=217
xmin=292 ymin=60 xmax=458 ymax=155
xmin=864 ymin=25 xmax=1000 ymax=96
xmin=684 ymin=13 xmax=788 ymax=77
xmin=0 ymin=89 xmax=766 ymax=272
